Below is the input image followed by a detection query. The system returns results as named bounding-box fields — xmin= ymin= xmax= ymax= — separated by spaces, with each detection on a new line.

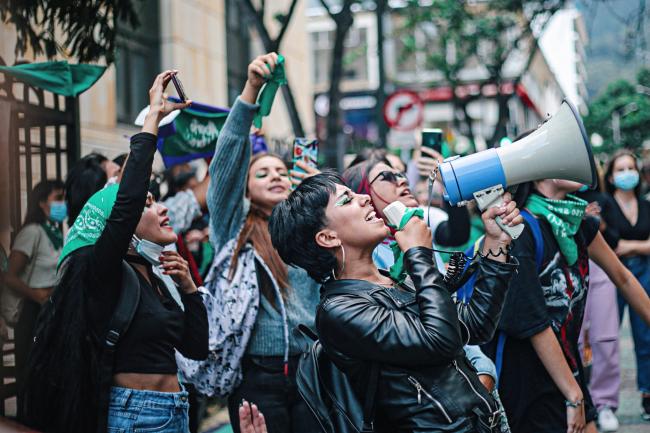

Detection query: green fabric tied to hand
xmin=525 ymin=193 xmax=587 ymax=266
xmin=0 ymin=61 xmax=106 ymax=97
xmin=388 ymin=207 xmax=425 ymax=283
xmin=253 ymin=54 xmax=287 ymax=129
xmin=58 ymin=184 xmax=118 ymax=268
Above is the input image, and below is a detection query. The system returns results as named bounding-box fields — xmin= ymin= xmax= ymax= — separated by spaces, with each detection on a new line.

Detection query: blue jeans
xmin=619 ymin=255 xmax=650 ymax=394
xmin=107 ymin=385 xmax=190 ymax=433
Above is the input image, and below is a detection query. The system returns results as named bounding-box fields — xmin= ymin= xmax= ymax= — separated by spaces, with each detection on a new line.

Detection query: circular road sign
xmin=383 ymin=89 xmax=424 ymax=131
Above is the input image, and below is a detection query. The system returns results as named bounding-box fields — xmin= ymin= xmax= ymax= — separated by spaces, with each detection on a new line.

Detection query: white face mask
xmin=131 ymin=235 xmax=164 ymax=266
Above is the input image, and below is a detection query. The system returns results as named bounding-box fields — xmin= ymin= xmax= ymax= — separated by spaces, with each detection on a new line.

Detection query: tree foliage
xmin=584 ymin=68 xmax=650 ymax=153
xmin=0 ymin=0 xmax=140 ymax=64
xmin=396 ymin=0 xmax=566 ymax=146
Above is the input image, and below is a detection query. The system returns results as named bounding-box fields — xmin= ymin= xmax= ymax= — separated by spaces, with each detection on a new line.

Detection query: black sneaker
xmin=643 ymin=395 xmax=650 ymax=421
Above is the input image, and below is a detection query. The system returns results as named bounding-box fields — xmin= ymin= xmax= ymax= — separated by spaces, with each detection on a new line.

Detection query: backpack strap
xmin=96 ymin=261 xmax=142 ymax=433
xmin=320 ymin=284 xmax=381 ymax=432
xmin=495 ymin=209 xmax=544 ymax=386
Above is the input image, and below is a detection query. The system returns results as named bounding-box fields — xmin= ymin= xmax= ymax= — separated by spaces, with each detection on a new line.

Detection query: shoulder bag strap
xmin=496 ymin=210 xmax=545 ymax=386
xmin=324 ymin=285 xmax=381 ymax=432
xmin=95 ymin=261 xmax=142 ymax=433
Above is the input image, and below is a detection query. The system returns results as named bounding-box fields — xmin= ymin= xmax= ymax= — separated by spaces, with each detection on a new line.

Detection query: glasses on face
xmin=369 ymin=170 xmax=407 ymax=186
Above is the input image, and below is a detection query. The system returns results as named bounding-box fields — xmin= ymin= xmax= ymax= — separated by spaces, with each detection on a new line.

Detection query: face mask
xmin=578 ymin=185 xmax=589 ymax=193
xmin=105 ymin=176 xmax=118 ymax=187
xmin=613 ymin=170 xmax=639 ymax=191
xmin=49 ymin=201 xmax=67 ymax=223
xmin=132 ymin=236 xmax=164 ymax=266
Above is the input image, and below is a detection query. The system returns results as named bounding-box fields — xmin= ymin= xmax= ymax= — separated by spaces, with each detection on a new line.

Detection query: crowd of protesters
xmin=1 ymin=52 xmax=650 ymax=433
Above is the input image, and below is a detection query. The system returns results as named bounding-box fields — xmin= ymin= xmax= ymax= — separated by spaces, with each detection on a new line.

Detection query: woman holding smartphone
xmin=176 ymin=53 xmax=321 ymax=433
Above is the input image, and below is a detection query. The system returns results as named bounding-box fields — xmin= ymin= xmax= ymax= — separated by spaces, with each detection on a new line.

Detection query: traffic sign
xmin=383 ymin=90 xmax=424 ymax=131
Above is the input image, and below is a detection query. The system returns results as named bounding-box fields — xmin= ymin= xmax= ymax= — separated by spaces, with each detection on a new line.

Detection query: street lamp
xmin=612 ymin=102 xmax=638 ymax=146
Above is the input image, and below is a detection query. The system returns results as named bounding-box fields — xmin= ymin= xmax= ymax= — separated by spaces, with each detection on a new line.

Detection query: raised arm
xmin=90 ymin=71 xmax=190 ymax=277
xmin=207 ymin=53 xmax=279 ymax=250
xmin=456 ymin=196 xmax=521 ymax=344
xmin=317 ymin=247 xmax=465 ymax=366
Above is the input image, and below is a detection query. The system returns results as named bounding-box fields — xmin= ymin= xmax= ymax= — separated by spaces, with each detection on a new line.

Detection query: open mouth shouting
xmin=365 ymin=209 xmax=383 ymax=224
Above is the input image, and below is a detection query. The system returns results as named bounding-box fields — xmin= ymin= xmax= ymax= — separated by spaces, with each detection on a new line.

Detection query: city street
xmin=617 ymin=314 xmax=649 ymax=433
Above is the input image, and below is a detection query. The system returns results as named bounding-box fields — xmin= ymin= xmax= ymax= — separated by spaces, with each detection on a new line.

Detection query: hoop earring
xmin=331 ymin=243 xmax=346 ymax=280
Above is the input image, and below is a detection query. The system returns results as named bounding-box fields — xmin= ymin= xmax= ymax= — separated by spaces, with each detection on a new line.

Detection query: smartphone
xmin=292 ymin=138 xmax=318 ymax=185
xmin=421 ymin=128 xmax=444 ymax=153
xmin=171 ymin=73 xmax=188 ymax=102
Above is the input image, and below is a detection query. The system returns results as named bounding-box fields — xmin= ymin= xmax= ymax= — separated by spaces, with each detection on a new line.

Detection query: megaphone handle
xmin=473 ymin=185 xmax=525 ymax=240
xmin=495 ymin=215 xmax=525 ymax=240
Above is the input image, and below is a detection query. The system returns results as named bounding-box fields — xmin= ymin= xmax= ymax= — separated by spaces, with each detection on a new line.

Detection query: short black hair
xmin=269 ymin=170 xmax=344 ymax=283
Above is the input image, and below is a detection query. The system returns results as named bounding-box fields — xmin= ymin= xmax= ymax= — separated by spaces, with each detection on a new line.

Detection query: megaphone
xmin=438 ymin=99 xmax=597 ymax=239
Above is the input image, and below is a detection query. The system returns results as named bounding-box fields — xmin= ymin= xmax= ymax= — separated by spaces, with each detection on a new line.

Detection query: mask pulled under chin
xmin=132 ymin=236 xmax=165 ymax=266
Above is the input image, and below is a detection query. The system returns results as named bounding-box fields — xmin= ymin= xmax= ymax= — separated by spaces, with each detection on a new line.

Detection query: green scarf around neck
xmin=41 ymin=221 xmax=63 ymax=251
xmin=58 ymin=184 xmax=119 ymax=268
xmin=253 ymin=54 xmax=287 ymax=129
xmin=525 ymin=193 xmax=588 ymax=266
xmin=388 ymin=207 xmax=424 ymax=283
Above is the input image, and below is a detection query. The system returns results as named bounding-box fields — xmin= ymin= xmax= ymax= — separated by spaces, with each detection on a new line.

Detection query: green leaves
xmin=585 ymin=68 xmax=650 ymax=153
xmin=0 ymin=0 xmax=140 ymax=64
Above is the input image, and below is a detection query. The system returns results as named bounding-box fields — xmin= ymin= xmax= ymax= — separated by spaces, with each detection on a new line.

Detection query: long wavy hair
xmin=230 ymin=153 xmax=290 ymax=300
xmin=20 ymin=249 xmax=100 ymax=433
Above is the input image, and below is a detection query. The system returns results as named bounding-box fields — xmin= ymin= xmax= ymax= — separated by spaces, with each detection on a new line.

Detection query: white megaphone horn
xmin=437 ymin=99 xmax=597 ymax=240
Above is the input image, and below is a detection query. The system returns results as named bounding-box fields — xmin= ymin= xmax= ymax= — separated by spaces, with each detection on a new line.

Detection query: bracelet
xmin=565 ymin=399 xmax=583 ymax=408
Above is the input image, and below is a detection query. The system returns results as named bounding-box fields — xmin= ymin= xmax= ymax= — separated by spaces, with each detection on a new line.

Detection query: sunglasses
xmin=369 ymin=170 xmax=407 ymax=185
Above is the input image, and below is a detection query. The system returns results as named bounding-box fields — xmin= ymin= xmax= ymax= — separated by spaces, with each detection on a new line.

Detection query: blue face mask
xmin=132 ymin=236 xmax=164 ymax=266
xmin=578 ymin=185 xmax=589 ymax=193
xmin=49 ymin=201 xmax=67 ymax=223
xmin=613 ymin=170 xmax=639 ymax=191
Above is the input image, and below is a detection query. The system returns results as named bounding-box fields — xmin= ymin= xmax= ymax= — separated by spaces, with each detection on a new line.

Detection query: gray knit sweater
xmin=206 ymin=97 xmax=319 ymax=356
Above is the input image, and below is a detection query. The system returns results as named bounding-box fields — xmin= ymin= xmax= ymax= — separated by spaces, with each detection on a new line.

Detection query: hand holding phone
xmin=291 ymin=138 xmax=319 ymax=188
xmin=171 ymin=72 xmax=188 ymax=102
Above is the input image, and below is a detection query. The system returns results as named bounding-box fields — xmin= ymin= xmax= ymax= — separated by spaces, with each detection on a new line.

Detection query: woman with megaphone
xmin=483 ymin=178 xmax=650 ymax=433
xmin=269 ymin=171 xmax=522 ymax=432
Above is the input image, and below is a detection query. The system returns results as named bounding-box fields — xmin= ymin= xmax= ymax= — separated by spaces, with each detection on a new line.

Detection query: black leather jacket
xmin=315 ymin=247 xmax=517 ymax=432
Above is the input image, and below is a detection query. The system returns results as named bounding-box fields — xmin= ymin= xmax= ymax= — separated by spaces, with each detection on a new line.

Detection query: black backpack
xmin=296 ymin=288 xmax=380 ymax=433
xmin=20 ymin=261 xmax=141 ymax=433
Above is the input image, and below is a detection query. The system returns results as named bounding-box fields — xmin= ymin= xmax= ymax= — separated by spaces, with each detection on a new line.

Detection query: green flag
xmin=0 ymin=61 xmax=106 ymax=97
xmin=253 ymin=54 xmax=287 ymax=128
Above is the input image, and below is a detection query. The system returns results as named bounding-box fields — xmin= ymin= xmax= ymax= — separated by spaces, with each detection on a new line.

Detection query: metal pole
xmin=375 ymin=0 xmax=387 ymax=148
xmin=612 ymin=110 xmax=621 ymax=146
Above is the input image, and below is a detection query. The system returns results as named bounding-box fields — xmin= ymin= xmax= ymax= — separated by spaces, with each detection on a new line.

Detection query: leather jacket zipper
xmin=407 ymin=375 xmax=453 ymax=424
xmin=453 ymin=360 xmax=493 ymax=414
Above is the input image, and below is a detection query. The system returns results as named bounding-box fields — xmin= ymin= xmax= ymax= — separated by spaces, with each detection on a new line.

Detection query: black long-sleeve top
xmin=76 ymin=132 xmax=208 ymax=374
xmin=434 ymin=201 xmax=471 ymax=247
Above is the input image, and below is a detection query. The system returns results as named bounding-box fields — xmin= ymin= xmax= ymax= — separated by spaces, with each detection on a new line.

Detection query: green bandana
xmin=41 ymin=221 xmax=63 ymax=251
xmin=525 ymin=193 xmax=587 ymax=266
xmin=388 ymin=207 xmax=425 ymax=283
xmin=253 ymin=54 xmax=287 ymax=129
xmin=58 ymin=184 xmax=119 ymax=268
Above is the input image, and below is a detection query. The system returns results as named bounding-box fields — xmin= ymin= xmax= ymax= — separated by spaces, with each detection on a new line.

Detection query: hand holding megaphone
xmin=383 ymin=202 xmax=432 ymax=252
xmin=480 ymin=192 xmax=523 ymax=248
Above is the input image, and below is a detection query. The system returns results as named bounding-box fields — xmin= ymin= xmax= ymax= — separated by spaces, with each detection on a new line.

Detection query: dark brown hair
xmin=604 ymin=149 xmax=640 ymax=196
xmin=230 ymin=153 xmax=290 ymax=299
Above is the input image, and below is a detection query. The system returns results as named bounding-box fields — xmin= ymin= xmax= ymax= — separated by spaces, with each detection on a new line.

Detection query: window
xmin=310 ymin=26 xmax=369 ymax=85
xmin=226 ymin=0 xmax=251 ymax=104
xmin=115 ymin=0 xmax=160 ymax=124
